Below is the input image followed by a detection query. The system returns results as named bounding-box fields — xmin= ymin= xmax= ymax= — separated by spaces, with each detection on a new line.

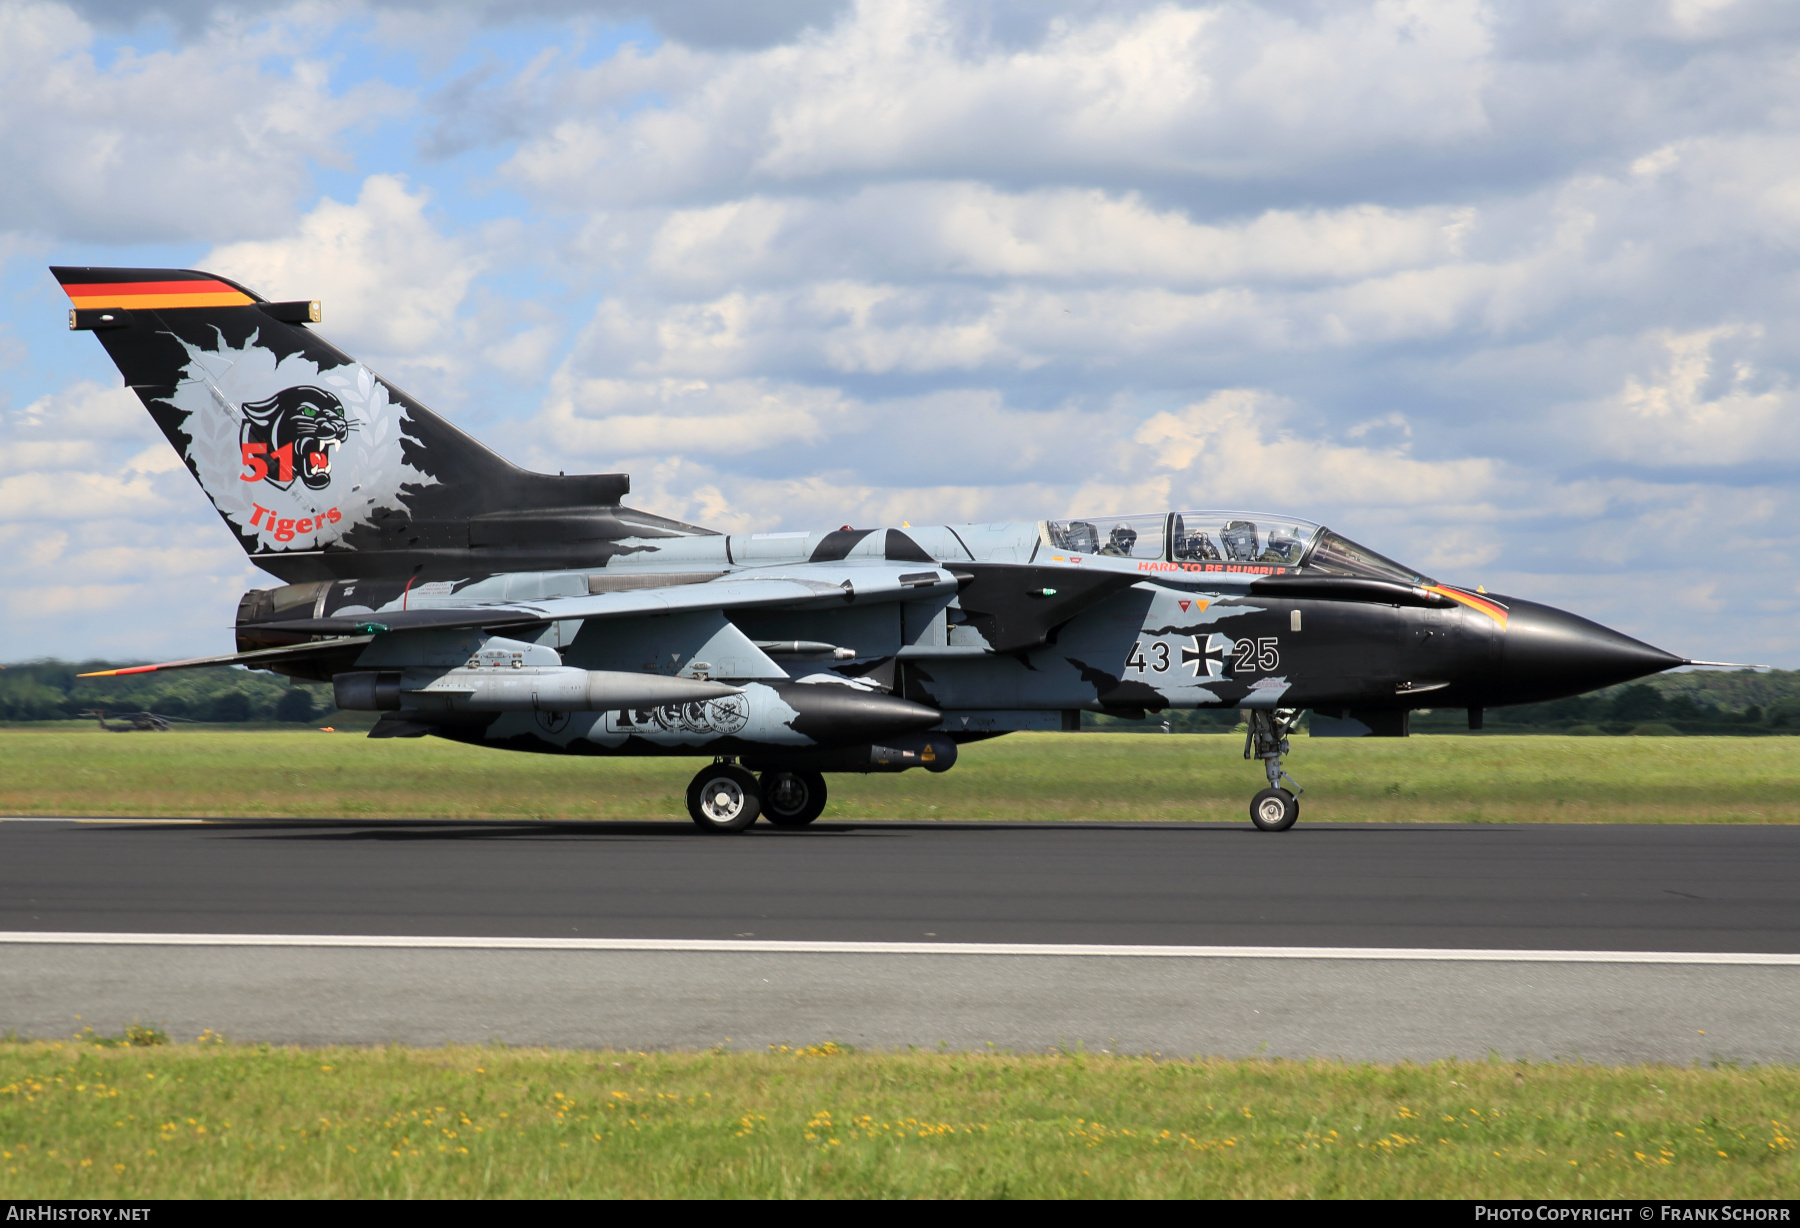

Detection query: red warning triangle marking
xmin=1178 ymin=600 xmax=1190 ymax=611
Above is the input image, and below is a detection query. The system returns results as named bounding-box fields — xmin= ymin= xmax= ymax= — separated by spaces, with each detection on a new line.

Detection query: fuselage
xmin=237 ymin=508 xmax=1680 ymax=756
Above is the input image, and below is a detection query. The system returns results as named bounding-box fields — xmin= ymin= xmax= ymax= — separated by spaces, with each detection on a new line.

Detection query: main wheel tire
xmin=1249 ymin=787 xmax=1299 ymax=832
xmin=760 ymin=770 xmax=828 ymax=827
xmin=687 ymin=764 xmax=761 ymax=833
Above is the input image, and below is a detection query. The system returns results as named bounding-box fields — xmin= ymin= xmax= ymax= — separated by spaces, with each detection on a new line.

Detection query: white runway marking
xmin=5 ymin=935 xmax=1798 ymax=1060
xmin=2 ymin=931 xmax=1796 ymax=964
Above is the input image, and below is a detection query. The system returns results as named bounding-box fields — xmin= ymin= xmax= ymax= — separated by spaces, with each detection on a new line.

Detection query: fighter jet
xmin=58 ymin=266 xmax=1718 ymax=832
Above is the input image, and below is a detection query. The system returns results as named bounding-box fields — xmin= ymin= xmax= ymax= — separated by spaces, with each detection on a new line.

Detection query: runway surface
xmin=2 ymin=817 xmax=1797 ymax=949
xmin=3 ymin=818 xmax=1798 ymax=1061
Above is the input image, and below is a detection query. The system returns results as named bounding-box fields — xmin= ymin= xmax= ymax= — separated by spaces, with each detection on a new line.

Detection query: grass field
xmin=5 ymin=733 xmax=1796 ymax=1200
xmin=3 ymin=726 xmax=1798 ymax=824
xmin=2 ymin=1040 xmax=1794 ymax=1199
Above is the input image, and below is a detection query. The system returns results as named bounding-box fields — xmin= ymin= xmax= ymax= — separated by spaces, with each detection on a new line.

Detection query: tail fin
xmin=53 ymin=267 xmax=688 ymax=581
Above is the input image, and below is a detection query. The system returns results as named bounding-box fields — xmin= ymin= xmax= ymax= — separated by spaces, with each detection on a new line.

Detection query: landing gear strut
xmin=686 ymin=759 xmax=761 ymax=833
xmin=1244 ymin=708 xmax=1304 ymax=832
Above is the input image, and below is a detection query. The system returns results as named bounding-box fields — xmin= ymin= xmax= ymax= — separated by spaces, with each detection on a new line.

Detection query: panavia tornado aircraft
xmin=59 ymin=266 xmax=1716 ymax=832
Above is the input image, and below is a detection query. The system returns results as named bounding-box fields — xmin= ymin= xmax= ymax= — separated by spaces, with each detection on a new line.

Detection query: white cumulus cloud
xmin=0 ymin=2 xmax=404 ymax=243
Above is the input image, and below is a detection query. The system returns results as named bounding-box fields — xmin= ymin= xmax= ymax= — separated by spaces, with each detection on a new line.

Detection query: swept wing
xmin=82 ymin=562 xmax=964 ymax=676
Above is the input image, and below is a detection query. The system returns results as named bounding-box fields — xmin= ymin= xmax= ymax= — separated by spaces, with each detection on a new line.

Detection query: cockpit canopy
xmin=1042 ymin=511 xmax=1431 ymax=584
xmin=1044 ymin=512 xmax=1169 ymax=561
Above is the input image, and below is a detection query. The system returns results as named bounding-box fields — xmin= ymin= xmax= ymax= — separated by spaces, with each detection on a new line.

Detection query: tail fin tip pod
xmin=52 ymin=266 xmax=677 ymax=582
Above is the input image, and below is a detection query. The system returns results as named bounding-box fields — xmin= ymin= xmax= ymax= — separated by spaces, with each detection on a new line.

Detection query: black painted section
xmin=1066 ymin=657 xmax=1169 ymax=712
xmin=781 ymin=684 xmax=941 ymax=743
xmin=1126 ymin=585 xmax=1676 ymax=715
xmin=955 ymin=564 xmax=1141 ymax=654
xmin=1250 ymin=575 xmax=1453 ymax=607
xmin=743 ymin=732 xmax=959 ymax=773
xmin=53 ymin=266 xmax=253 ymax=291
xmin=1487 ymin=596 xmax=1683 ymax=705
xmin=2 ymin=821 xmax=1796 ymax=952
xmin=809 ymin=529 xmax=874 ymax=561
xmin=258 ymin=608 xmax=544 ymax=636
xmin=883 ymin=530 xmax=935 ymax=563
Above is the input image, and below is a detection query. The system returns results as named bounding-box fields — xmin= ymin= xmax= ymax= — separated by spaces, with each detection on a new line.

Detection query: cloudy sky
xmin=3 ymin=0 xmax=1798 ymax=665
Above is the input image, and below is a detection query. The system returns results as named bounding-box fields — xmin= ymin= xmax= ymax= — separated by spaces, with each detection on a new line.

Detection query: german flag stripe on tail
xmin=51 ymin=267 xmax=257 ymax=310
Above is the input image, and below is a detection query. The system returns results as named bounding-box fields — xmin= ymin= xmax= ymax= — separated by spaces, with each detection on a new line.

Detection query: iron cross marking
xmin=1182 ymin=634 xmax=1227 ymax=678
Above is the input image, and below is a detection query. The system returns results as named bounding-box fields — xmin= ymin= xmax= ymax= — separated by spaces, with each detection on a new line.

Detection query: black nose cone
xmin=1493 ymin=597 xmax=1683 ymax=705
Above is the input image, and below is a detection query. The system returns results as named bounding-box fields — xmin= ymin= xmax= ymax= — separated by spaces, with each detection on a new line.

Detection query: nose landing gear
xmin=1245 ymin=708 xmax=1304 ymax=832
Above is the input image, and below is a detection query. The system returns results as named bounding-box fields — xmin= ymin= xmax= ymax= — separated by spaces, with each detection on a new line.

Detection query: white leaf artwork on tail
xmin=160 ymin=331 xmax=437 ymax=552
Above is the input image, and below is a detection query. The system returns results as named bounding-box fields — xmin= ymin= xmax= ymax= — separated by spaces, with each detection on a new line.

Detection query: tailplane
xmin=53 ymin=266 xmax=705 ymax=581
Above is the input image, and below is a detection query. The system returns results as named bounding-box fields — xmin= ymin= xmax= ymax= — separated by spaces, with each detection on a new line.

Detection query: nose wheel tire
xmin=687 ymin=764 xmax=762 ymax=833
xmin=1249 ymin=787 xmax=1299 ymax=832
xmin=760 ymin=770 xmax=828 ymax=827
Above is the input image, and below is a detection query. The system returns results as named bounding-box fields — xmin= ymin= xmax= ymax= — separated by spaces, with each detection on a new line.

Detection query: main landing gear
xmin=686 ymin=760 xmax=760 ymax=832
xmin=760 ymin=769 xmax=828 ymax=827
xmin=684 ymin=760 xmax=829 ymax=832
xmin=1245 ymin=708 xmax=1304 ymax=832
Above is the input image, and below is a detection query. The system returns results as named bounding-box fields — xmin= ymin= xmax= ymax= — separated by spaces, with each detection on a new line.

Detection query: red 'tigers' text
xmin=249 ymin=504 xmax=340 ymax=542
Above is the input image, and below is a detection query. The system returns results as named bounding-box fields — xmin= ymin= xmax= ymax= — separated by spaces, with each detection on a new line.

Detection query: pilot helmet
xmin=1109 ymin=524 xmax=1138 ymax=550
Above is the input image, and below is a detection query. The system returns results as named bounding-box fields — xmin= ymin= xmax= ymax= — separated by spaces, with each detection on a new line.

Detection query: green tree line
xmin=0 ymin=661 xmax=336 ymax=724
xmin=1421 ymin=672 xmax=1800 ymax=735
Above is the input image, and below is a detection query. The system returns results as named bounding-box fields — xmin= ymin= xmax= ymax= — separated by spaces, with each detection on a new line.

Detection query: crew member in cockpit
xmin=1101 ymin=524 xmax=1139 ymax=556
